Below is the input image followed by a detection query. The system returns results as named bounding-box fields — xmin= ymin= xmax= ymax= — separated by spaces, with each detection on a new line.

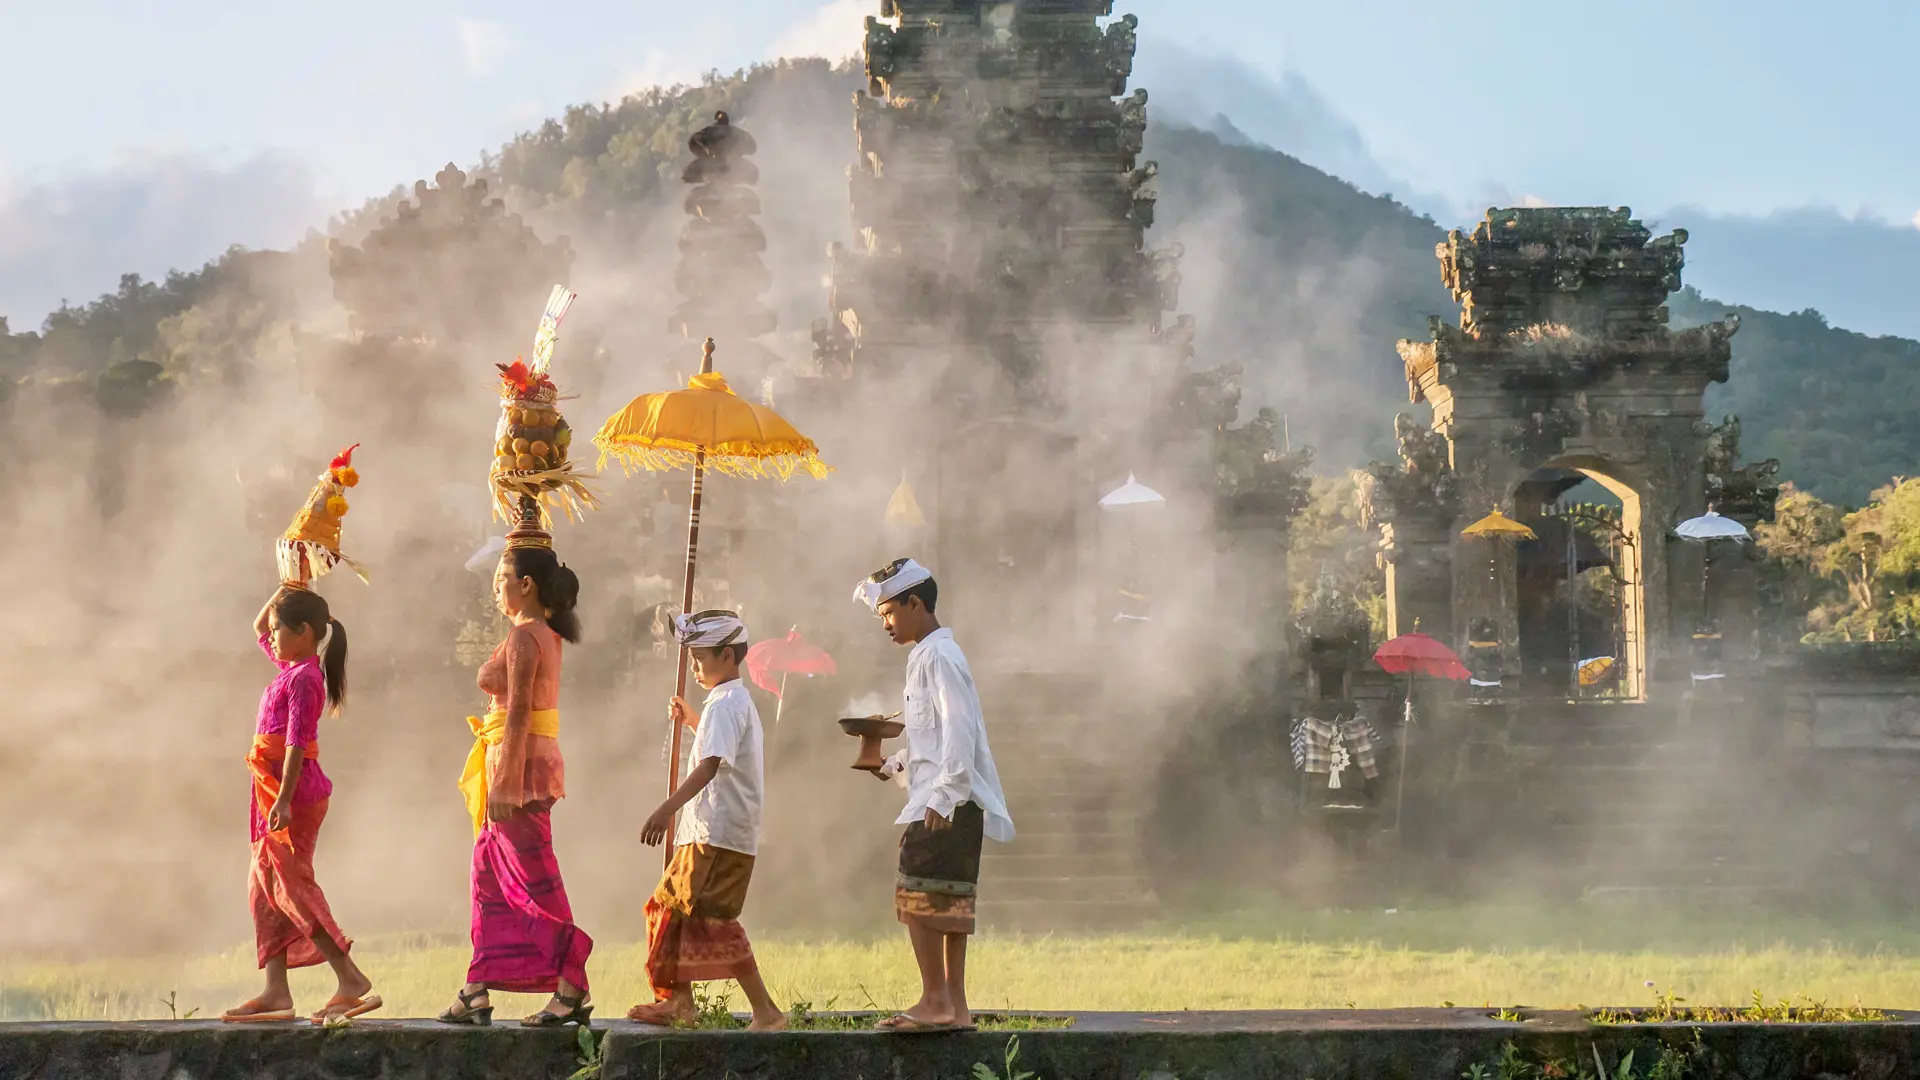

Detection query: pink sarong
xmin=466 ymin=804 xmax=592 ymax=993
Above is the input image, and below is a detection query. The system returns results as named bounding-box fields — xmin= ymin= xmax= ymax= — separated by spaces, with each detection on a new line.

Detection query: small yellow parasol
xmin=592 ymin=338 xmax=829 ymax=865
xmin=1462 ymin=508 xmax=1536 ymax=587
xmin=1462 ymin=509 xmax=1537 ymax=541
xmin=1578 ymin=655 xmax=1617 ymax=687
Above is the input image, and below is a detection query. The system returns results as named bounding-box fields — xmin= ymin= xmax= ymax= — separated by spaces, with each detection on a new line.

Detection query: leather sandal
xmin=436 ymin=988 xmax=493 ymax=1027
xmin=522 ymin=992 xmax=593 ymax=1028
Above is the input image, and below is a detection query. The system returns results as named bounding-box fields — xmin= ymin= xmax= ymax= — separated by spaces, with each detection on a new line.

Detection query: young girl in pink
xmin=221 ymin=585 xmax=379 ymax=1024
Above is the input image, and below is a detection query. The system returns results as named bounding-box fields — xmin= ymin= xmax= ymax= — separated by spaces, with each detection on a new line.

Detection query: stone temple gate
xmin=1369 ymin=207 xmax=1743 ymax=701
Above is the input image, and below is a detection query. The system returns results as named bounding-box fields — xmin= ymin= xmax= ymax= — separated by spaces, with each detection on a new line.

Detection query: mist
xmin=5 ymin=23 xmax=1894 ymax=980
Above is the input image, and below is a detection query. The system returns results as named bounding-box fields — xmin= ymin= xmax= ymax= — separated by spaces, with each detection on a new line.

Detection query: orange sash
xmin=248 ymin=733 xmax=319 ymax=845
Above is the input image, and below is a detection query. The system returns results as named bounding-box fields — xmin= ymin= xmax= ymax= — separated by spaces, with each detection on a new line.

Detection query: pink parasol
xmin=1372 ymin=631 xmax=1468 ymax=840
xmin=746 ymin=627 xmax=836 ymax=698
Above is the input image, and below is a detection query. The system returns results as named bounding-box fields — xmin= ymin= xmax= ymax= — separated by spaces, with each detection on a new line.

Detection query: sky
xmin=2 ymin=0 xmax=1916 ymax=329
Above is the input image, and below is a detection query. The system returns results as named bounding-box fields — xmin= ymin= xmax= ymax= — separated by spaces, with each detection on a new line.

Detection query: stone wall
xmin=8 ymin=1012 xmax=1919 ymax=1080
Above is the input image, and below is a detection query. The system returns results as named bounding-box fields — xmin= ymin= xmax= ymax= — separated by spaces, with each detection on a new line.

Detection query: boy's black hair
xmin=694 ymin=641 xmax=750 ymax=665
xmin=893 ymin=577 xmax=938 ymax=615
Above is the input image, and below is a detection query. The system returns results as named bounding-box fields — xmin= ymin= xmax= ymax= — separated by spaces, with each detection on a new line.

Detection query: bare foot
xmin=876 ymin=1009 xmax=956 ymax=1031
xmin=627 ymin=999 xmax=694 ymax=1026
xmin=333 ymin=971 xmax=375 ymax=1002
xmin=952 ymin=1008 xmax=974 ymax=1030
xmin=222 ymin=995 xmax=294 ymax=1020
xmin=747 ymin=1012 xmax=789 ymax=1032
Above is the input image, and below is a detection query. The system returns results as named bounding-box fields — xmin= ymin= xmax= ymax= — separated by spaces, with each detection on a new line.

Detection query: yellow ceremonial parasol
xmin=1462 ymin=509 xmax=1537 ymax=541
xmin=1462 ymin=507 xmax=1536 ymax=587
xmin=886 ymin=475 xmax=925 ymax=528
xmin=1578 ymin=655 xmax=1617 ymax=687
xmin=593 ymin=338 xmax=829 ymax=865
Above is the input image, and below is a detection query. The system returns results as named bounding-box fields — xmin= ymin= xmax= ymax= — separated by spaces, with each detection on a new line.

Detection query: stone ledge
xmin=4 ymin=1010 xmax=1917 ymax=1080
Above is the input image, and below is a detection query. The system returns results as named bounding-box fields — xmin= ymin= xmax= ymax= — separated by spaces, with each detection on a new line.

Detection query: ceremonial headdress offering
xmin=276 ymin=444 xmax=368 ymax=587
xmin=490 ymin=285 xmax=599 ymax=535
xmin=853 ymin=557 xmax=933 ymax=611
xmin=673 ymin=609 xmax=749 ymax=649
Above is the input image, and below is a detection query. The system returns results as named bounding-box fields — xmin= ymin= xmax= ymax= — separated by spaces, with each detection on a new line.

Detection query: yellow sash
xmin=460 ymin=709 xmax=561 ymax=836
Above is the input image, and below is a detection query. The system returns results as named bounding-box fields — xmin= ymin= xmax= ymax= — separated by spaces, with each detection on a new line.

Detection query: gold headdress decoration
xmin=276 ymin=444 xmax=369 ymax=588
xmin=490 ymin=285 xmax=599 ymax=539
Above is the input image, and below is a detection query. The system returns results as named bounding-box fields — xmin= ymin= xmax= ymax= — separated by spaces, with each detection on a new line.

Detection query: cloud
xmin=1673 ymin=205 xmax=1920 ymax=340
xmin=1132 ymin=40 xmax=1451 ymax=216
xmin=456 ymin=18 xmax=515 ymax=76
xmin=606 ymin=49 xmax=712 ymax=101
xmin=0 ymin=150 xmax=328 ymax=329
xmin=1912 ymin=208 xmax=1920 ymax=232
xmin=770 ymin=0 xmax=866 ymax=63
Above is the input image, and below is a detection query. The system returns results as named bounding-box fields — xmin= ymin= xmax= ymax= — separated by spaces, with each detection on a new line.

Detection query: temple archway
xmin=1511 ymin=458 xmax=1646 ymax=701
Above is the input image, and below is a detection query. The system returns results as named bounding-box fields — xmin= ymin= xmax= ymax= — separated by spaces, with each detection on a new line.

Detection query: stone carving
xmin=809 ymin=316 xmax=853 ymax=378
xmin=1505 ymin=407 xmax=1577 ymax=462
xmin=1358 ymin=415 xmax=1459 ymax=529
xmin=1701 ymin=414 xmax=1782 ymax=523
xmin=1168 ymin=358 xmax=1240 ymax=430
xmin=864 ymin=16 xmax=901 ymax=95
xmin=1217 ymin=406 xmax=1314 ymax=522
xmin=327 ymin=163 xmax=571 ymax=344
xmin=1437 ymin=207 xmax=1688 ymax=339
xmin=1118 ymin=89 xmax=1149 ymax=156
xmin=671 ymin=111 xmax=776 ymax=342
xmin=1102 ymin=14 xmax=1139 ymax=94
xmin=1125 ymin=161 xmax=1160 ymax=229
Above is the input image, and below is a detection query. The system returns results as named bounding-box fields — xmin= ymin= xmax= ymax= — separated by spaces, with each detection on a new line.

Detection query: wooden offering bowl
xmin=839 ymin=715 xmax=905 ymax=772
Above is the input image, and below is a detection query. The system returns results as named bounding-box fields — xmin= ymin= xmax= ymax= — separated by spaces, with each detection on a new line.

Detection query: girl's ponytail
xmin=274 ymin=589 xmax=349 ymax=714
xmin=321 ymin=617 xmax=349 ymax=713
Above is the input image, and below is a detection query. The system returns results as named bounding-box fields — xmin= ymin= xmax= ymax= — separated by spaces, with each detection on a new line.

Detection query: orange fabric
xmin=896 ymin=887 xmax=977 ymax=935
xmin=644 ymin=899 xmax=756 ymax=999
xmin=247 ymin=733 xmax=318 ymax=846
xmin=248 ymin=797 xmax=351 ymax=969
xmin=642 ymin=844 xmax=757 ymax=998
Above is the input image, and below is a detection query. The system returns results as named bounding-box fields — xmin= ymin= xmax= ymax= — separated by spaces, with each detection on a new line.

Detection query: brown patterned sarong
xmin=643 ymin=844 xmax=758 ymax=997
xmin=896 ymin=802 xmax=984 ymax=935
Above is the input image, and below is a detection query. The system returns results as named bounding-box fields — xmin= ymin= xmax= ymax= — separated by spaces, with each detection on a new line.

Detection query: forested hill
xmin=3 ymin=59 xmax=1914 ymax=504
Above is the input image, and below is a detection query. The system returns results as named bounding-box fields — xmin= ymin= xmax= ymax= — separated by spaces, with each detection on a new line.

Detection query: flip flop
xmin=876 ymin=1013 xmax=956 ymax=1033
xmin=221 ymin=1006 xmax=298 ymax=1024
xmin=311 ymin=994 xmax=383 ymax=1025
xmin=625 ymin=1001 xmax=688 ymax=1027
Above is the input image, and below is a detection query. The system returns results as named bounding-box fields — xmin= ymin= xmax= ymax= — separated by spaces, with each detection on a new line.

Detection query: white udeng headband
xmin=853 ymin=558 xmax=932 ymax=610
xmin=674 ymin=610 xmax=748 ymax=649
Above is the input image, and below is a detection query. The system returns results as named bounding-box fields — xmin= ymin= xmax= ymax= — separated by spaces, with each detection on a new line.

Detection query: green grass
xmin=5 ymin=905 xmax=1918 ymax=1023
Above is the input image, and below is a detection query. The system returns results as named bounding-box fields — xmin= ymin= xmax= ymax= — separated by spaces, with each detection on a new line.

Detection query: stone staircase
xmin=1495 ymin=696 xmax=1798 ymax=899
xmin=974 ymin=673 xmax=1160 ymax=930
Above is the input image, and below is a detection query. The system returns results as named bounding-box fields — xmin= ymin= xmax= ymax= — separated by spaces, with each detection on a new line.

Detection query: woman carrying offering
xmin=439 ymin=539 xmax=595 ymax=1028
xmin=222 ymin=586 xmax=379 ymax=1024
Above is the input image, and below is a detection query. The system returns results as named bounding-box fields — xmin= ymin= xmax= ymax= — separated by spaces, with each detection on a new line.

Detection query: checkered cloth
xmin=1290 ymin=717 xmax=1381 ymax=780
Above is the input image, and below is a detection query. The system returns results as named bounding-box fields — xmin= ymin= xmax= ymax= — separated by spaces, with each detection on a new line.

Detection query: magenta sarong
xmin=467 ymin=804 xmax=592 ymax=993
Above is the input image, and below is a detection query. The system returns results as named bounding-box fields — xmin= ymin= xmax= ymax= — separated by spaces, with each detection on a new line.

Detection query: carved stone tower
xmin=672 ymin=112 xmax=779 ymax=385
xmin=810 ymin=0 xmax=1202 ymax=649
xmin=1381 ymin=207 xmax=1744 ymax=698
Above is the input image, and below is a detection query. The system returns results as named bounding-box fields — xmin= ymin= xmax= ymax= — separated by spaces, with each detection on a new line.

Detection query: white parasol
xmin=464 ymin=535 xmax=507 ymax=572
xmin=1099 ymin=473 xmax=1166 ymax=509
xmin=1674 ymin=511 xmax=1751 ymax=543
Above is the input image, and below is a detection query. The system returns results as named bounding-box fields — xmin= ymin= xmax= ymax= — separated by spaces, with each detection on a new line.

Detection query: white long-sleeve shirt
xmin=880 ymin=628 xmax=1014 ymax=843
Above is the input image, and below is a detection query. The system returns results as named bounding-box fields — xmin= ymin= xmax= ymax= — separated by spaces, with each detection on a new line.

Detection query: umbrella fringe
xmin=593 ymin=440 xmax=831 ymax=481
